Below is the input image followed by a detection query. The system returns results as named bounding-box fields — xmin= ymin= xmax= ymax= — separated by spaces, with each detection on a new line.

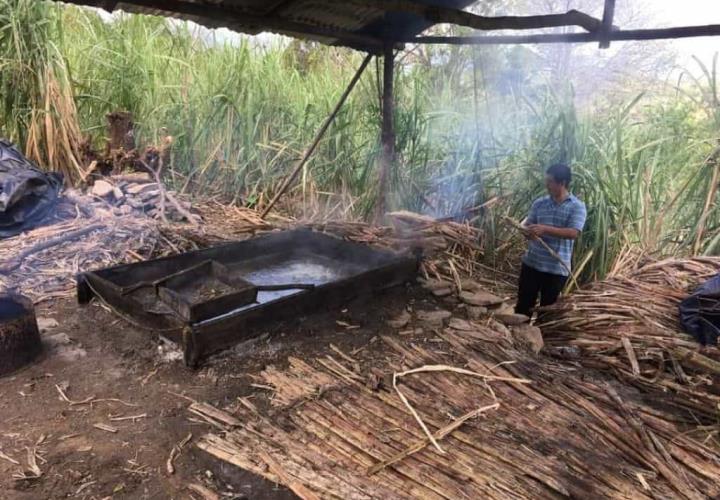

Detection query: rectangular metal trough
xmin=77 ymin=229 xmax=418 ymax=366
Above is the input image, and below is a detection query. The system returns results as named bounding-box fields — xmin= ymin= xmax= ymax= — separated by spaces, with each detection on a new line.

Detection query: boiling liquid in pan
xmin=202 ymin=254 xmax=364 ymax=323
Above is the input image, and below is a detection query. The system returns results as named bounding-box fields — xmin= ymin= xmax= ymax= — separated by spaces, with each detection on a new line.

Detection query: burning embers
xmin=0 ymin=294 xmax=42 ymax=376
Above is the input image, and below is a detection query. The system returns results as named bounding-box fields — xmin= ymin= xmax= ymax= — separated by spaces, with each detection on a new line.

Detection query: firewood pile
xmin=193 ymin=310 xmax=720 ymax=499
xmin=306 ymin=211 xmax=515 ymax=293
xmin=539 ymin=256 xmax=720 ymax=421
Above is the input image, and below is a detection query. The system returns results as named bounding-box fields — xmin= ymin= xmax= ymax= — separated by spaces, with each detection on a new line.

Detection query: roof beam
xmin=359 ymin=0 xmax=605 ymax=33
xmin=406 ymin=24 xmax=720 ymax=45
xmin=59 ymin=0 xmax=385 ymax=50
xmin=598 ymin=0 xmax=616 ymax=48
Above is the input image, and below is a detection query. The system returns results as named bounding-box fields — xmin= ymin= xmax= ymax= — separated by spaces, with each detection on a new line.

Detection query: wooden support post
xmin=374 ymin=41 xmax=395 ymax=222
xmin=599 ymin=0 xmax=616 ymax=48
xmin=260 ymin=54 xmax=372 ymax=219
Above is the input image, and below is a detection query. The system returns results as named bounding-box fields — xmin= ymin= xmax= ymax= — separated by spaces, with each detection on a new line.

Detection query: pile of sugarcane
xmin=539 ymin=256 xmax=720 ymax=420
xmin=306 ymin=211 xmax=493 ymax=289
xmin=195 ymin=321 xmax=720 ymax=499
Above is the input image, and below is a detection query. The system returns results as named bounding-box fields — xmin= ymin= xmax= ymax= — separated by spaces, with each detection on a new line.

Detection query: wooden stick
xmin=407 ymin=24 xmax=720 ymax=45
xmin=621 ymin=336 xmax=640 ymax=377
xmin=187 ymin=483 xmax=221 ymax=500
xmin=365 ymin=1 xmax=605 ymax=33
xmin=367 ymin=403 xmax=499 ymax=475
xmin=503 ymin=216 xmax=579 ymax=289
xmin=393 ymin=364 xmax=529 ymax=453
xmin=258 ymin=450 xmax=321 ymax=500
xmin=0 ymin=223 xmax=103 ymax=274
xmin=261 ymin=54 xmax=372 ymax=219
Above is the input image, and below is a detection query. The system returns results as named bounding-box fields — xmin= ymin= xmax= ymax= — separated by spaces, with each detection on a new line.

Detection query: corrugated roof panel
xmin=278 ymin=1 xmax=384 ymax=32
xmin=56 ymin=0 xmax=479 ymax=52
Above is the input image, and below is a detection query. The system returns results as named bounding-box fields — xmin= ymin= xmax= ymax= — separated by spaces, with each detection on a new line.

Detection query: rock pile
xmin=89 ymin=173 xmax=198 ymax=223
xmin=416 ymin=277 xmax=542 ymax=353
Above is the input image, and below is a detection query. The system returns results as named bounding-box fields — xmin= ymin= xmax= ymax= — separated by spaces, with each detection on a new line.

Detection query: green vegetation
xmin=1 ymin=1 xmax=719 ymax=282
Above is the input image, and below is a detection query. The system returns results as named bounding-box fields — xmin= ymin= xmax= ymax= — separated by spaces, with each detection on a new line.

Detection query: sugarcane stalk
xmin=503 ymin=216 xmax=579 ymax=290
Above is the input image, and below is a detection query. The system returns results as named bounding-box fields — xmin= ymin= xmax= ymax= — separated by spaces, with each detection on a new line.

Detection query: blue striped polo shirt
xmin=522 ymin=194 xmax=587 ymax=276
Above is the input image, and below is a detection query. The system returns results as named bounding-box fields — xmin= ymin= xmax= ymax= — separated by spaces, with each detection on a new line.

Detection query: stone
xmin=431 ymin=287 xmax=453 ymax=297
xmin=91 ymin=180 xmax=115 ymax=198
xmin=125 ymin=182 xmax=158 ymax=196
xmin=420 ymin=279 xmax=453 ymax=292
xmin=112 ymin=187 xmax=125 ymax=201
xmin=467 ymin=306 xmax=487 ymax=320
xmin=416 ymin=309 xmax=451 ymax=327
xmin=495 ymin=313 xmax=530 ymax=326
xmin=459 ymin=290 xmax=504 ymax=307
xmin=489 ymin=319 xmax=511 ymax=339
xmin=37 ymin=317 xmax=59 ymax=332
xmin=448 ymin=318 xmax=475 ymax=332
xmin=511 ymin=324 xmax=544 ymax=354
xmin=491 ymin=302 xmax=514 ymax=314
xmin=387 ymin=310 xmax=411 ymax=329
xmin=126 ymin=198 xmax=144 ymax=209
xmin=140 ymin=189 xmax=161 ymax=202
xmin=45 ymin=333 xmax=87 ymax=361
xmin=460 ymin=279 xmax=481 ymax=292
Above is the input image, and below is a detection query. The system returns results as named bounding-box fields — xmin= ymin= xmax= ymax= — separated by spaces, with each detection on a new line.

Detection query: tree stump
xmin=106 ymin=111 xmax=135 ymax=152
xmin=0 ymin=294 xmax=42 ymax=376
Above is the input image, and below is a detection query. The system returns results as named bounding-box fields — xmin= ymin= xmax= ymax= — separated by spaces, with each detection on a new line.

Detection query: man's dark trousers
xmin=515 ymin=263 xmax=567 ymax=317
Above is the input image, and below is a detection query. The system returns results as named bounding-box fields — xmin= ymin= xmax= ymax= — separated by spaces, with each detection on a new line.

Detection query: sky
xmin=645 ymin=0 xmax=720 ymax=62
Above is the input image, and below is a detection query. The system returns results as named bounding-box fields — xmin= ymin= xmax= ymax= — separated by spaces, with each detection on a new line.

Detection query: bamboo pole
xmin=260 ymin=54 xmax=372 ymax=219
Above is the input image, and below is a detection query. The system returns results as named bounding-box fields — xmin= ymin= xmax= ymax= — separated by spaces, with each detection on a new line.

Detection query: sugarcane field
xmin=2 ymin=1 xmax=720 ymax=499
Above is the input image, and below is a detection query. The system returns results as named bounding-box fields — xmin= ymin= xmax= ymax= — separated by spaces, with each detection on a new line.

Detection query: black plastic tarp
xmin=0 ymin=140 xmax=62 ymax=239
xmin=679 ymin=273 xmax=720 ymax=346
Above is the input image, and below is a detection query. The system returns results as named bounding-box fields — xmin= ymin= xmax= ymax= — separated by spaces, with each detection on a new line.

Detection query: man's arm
xmin=521 ymin=201 xmax=540 ymax=239
xmin=527 ymin=225 xmax=579 ymax=240
xmin=527 ymin=201 xmax=587 ymax=240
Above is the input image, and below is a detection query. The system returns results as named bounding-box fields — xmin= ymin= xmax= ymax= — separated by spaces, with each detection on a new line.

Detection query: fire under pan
xmin=77 ymin=229 xmax=418 ymax=366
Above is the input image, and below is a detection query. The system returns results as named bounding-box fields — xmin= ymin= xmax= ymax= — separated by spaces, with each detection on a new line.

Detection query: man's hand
xmin=525 ymin=224 xmax=546 ymax=238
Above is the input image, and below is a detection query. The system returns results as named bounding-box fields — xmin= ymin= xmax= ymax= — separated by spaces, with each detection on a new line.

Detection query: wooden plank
xmin=365 ymin=0 xmax=604 ymax=33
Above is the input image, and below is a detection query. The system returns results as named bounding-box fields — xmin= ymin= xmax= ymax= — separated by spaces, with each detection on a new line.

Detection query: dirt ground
xmin=0 ymin=282 xmax=439 ymax=499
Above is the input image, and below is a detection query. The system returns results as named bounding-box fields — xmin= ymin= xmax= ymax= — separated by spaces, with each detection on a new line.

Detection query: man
xmin=515 ymin=163 xmax=587 ymax=317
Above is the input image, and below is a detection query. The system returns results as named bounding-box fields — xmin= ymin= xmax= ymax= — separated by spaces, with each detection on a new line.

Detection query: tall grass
xmin=483 ymin=88 xmax=719 ymax=281
xmin=0 ymin=0 xmax=84 ymax=180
